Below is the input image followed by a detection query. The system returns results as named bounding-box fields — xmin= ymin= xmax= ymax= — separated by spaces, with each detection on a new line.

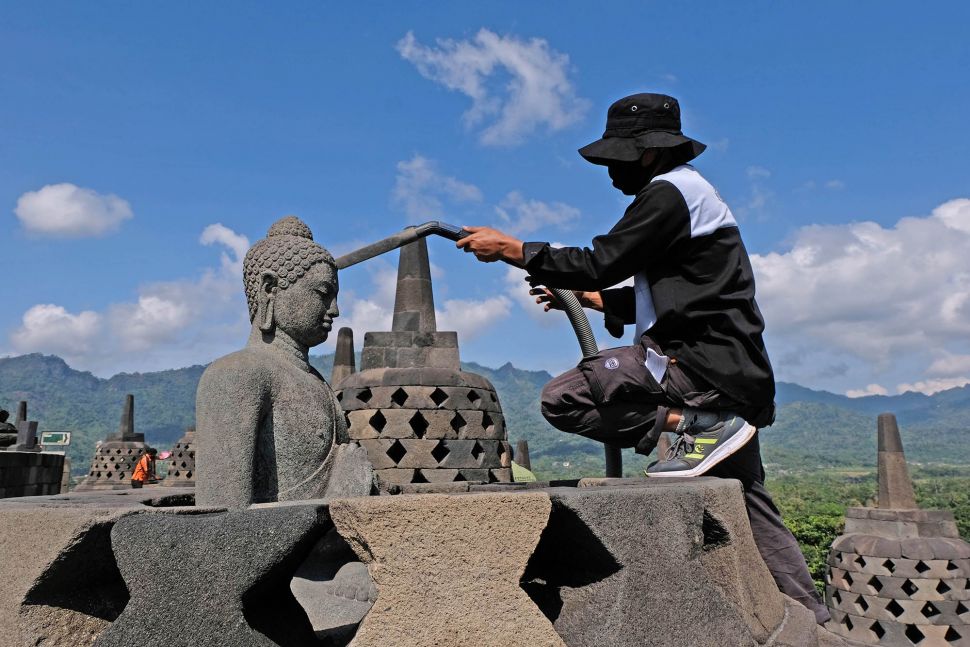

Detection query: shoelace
xmin=665 ymin=433 xmax=695 ymax=461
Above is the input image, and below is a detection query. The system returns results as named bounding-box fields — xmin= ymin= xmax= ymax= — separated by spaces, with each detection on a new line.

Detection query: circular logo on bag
xmin=604 ymin=358 xmax=620 ymax=370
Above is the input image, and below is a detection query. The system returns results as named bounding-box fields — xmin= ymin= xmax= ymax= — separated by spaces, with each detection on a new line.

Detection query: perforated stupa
xmin=334 ymin=239 xmax=511 ymax=489
xmin=825 ymin=413 xmax=970 ymax=645
xmin=75 ymin=394 xmax=151 ymax=491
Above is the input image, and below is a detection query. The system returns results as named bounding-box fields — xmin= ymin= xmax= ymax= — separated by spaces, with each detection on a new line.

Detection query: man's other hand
xmin=527 ymin=282 xmax=605 ymax=313
xmin=456 ymin=226 xmax=525 ymax=265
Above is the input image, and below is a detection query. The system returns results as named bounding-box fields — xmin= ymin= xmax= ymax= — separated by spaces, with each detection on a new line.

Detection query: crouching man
xmin=458 ymin=93 xmax=829 ymax=623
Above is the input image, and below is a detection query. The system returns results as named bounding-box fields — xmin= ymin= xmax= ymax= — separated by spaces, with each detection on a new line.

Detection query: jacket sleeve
xmin=600 ymin=286 xmax=635 ymax=338
xmin=521 ymin=180 xmax=690 ymax=291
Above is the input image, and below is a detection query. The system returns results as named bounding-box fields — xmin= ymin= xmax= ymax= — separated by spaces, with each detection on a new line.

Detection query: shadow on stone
xmin=20 ymin=521 xmax=129 ymax=643
xmin=701 ymin=510 xmax=731 ymax=551
xmin=140 ymin=492 xmax=195 ymax=507
xmin=520 ymin=499 xmax=622 ymax=622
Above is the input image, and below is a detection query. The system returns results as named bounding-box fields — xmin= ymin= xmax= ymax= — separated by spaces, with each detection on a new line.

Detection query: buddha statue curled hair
xmin=243 ymin=216 xmax=336 ymax=321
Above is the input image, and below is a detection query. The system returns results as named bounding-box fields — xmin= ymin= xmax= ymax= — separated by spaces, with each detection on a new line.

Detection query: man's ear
xmin=255 ymin=271 xmax=279 ymax=333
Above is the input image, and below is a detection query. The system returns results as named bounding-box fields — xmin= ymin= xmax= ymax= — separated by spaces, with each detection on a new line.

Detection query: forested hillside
xmin=2 ymin=352 xmax=968 ymax=477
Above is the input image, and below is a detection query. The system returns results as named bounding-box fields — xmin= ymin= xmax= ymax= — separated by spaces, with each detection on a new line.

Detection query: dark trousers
xmin=541 ymin=345 xmax=831 ymax=624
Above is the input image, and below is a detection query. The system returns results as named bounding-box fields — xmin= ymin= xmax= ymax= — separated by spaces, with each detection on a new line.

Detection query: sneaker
xmin=645 ymin=409 xmax=756 ymax=478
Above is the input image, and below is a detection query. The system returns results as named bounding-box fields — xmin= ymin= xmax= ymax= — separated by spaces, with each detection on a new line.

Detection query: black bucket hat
xmin=578 ymin=93 xmax=706 ymax=166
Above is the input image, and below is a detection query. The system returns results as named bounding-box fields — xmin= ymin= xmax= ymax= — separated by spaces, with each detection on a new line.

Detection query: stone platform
xmin=0 ymin=478 xmax=852 ymax=647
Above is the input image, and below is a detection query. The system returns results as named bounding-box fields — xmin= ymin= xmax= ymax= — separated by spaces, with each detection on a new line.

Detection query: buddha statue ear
xmin=256 ymin=271 xmax=279 ymax=333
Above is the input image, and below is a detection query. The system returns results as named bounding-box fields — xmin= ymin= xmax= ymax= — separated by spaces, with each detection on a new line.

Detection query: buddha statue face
xmin=244 ymin=216 xmax=339 ymax=349
xmin=263 ymin=262 xmax=339 ymax=347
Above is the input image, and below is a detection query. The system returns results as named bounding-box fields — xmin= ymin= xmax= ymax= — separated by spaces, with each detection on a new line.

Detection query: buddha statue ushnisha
xmin=196 ymin=216 xmax=358 ymax=507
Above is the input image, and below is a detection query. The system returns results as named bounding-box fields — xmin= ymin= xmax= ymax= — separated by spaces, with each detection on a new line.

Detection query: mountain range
xmin=2 ymin=353 xmax=967 ymax=478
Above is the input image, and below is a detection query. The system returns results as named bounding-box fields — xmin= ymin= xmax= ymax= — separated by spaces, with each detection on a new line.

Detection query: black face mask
xmin=607 ymin=149 xmax=680 ymax=195
xmin=607 ymin=161 xmax=653 ymax=195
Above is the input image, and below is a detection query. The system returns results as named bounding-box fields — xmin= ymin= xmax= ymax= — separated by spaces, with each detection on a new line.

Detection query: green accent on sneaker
xmin=646 ymin=409 xmax=757 ymax=478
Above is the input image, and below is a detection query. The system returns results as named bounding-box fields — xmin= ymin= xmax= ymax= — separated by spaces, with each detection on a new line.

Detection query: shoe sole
xmin=646 ymin=422 xmax=757 ymax=478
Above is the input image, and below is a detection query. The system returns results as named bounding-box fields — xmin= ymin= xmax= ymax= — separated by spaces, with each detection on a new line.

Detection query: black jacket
xmin=522 ymin=164 xmax=775 ymax=424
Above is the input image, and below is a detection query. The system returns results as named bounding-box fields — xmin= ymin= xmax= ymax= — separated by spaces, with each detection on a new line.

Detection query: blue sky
xmin=3 ymin=1 xmax=970 ymax=397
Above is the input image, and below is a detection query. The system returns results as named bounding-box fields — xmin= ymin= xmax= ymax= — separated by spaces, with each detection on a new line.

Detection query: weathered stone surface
xmin=330 ymin=492 xmax=564 ymax=647
xmin=7 ymin=420 xmax=40 ymax=452
xmin=877 ymin=413 xmax=917 ymax=510
xmin=360 ymin=332 xmax=461 ymax=371
xmin=765 ymin=596 xmax=823 ymax=647
xmin=392 ymin=239 xmax=436 ymax=334
xmin=196 ymin=216 xmax=367 ymax=508
xmin=0 ymin=488 xmax=196 ymax=647
xmin=515 ymin=439 xmax=532 ymax=470
xmin=0 ymin=506 xmax=130 ymax=647
xmin=95 ymin=504 xmax=328 ymax=647
xmin=318 ymin=443 xmax=374 ymax=499
xmin=530 ymin=479 xmax=785 ymax=647
xmin=107 ymin=394 xmax=142 ymax=442
xmin=3 ymin=477 xmax=837 ymax=646
xmin=339 ymin=366 xmax=495 ymax=390
xmin=331 ymin=327 xmax=356 ymax=387
xmin=0 ymin=451 xmax=65 ymax=499
xmin=372 ymin=468 xmax=415 ymax=489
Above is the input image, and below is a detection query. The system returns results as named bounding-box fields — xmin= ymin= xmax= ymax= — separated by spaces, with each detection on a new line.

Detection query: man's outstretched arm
xmin=457 ymin=180 xmax=690 ymax=291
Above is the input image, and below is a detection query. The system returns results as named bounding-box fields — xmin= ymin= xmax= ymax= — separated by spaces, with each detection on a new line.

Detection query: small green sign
xmin=40 ymin=431 xmax=72 ymax=446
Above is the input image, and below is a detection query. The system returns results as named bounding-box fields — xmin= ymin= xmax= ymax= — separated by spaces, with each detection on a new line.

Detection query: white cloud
xmin=392 ymin=155 xmax=483 ymax=222
xmin=397 ymin=29 xmax=588 ymax=146
xmin=437 ymin=296 xmax=512 ymax=340
xmin=14 ymin=183 xmax=133 ymax=237
xmin=9 ymin=225 xmax=251 ymax=375
xmin=752 ymin=198 xmax=970 ymax=394
xmin=11 ymin=305 xmax=102 ymax=361
xmin=927 ymin=353 xmax=970 ymax=377
xmin=799 ymin=179 xmax=846 ymax=193
xmin=934 ymin=198 xmax=970 ymax=233
xmin=329 ymin=261 xmax=397 ymax=340
xmin=739 ymin=166 xmax=773 ymax=218
xmin=896 ymin=377 xmax=970 ymax=395
xmin=504 ymin=266 xmax=553 ymax=326
xmin=392 ymin=155 xmax=582 ymax=239
xmin=200 ymin=223 xmax=249 ymax=274
xmin=493 ymin=191 xmax=580 ymax=236
xmin=845 ymin=384 xmax=888 ymax=398
xmin=321 ymin=257 xmax=512 ymax=350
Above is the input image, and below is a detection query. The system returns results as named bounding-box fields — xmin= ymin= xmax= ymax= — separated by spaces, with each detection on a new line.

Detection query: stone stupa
xmin=335 ymin=239 xmax=512 ymax=489
xmin=161 ymin=426 xmax=195 ymax=487
xmin=825 ymin=413 xmax=970 ymax=645
xmin=75 ymin=394 xmax=151 ymax=491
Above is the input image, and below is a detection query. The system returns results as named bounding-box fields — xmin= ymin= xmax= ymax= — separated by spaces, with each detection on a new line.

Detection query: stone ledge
xmin=0 ymin=481 xmax=843 ymax=647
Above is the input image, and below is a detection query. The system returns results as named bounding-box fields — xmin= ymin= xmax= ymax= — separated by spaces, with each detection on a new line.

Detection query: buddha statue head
xmin=243 ymin=216 xmax=339 ymax=348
